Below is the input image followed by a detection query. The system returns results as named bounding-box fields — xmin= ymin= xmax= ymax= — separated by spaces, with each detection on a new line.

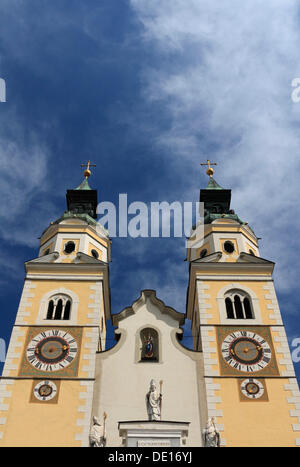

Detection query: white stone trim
xmin=35 ymin=287 xmax=79 ymax=325
xmin=216 ymin=283 xmax=262 ymax=325
xmin=2 ymin=328 xmax=25 ymax=377
xmin=271 ymin=327 xmax=296 ymax=377
xmin=81 ymin=327 xmax=99 ymax=378
xmin=284 ymin=378 xmax=300 ymax=442
xmin=75 ymin=380 xmax=94 ymax=447
xmin=196 ymin=281 xmax=212 ymax=325
xmin=204 ymin=378 xmax=225 ymax=446
xmin=15 ymin=281 xmax=36 ymax=325
xmin=87 ymin=282 xmax=103 ymax=326
xmin=38 ymin=235 xmax=57 ymax=257
xmin=86 ymin=236 xmax=108 ymax=262
xmin=189 ymin=232 xmax=215 ymax=261
xmin=262 ymin=284 xmax=283 ymax=325
xmin=0 ymin=379 xmax=15 ymax=441
xmin=200 ymin=327 xmax=218 ymax=377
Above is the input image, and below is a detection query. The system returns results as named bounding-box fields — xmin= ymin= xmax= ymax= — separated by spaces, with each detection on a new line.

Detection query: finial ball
xmin=201 ymin=159 xmax=217 ymax=177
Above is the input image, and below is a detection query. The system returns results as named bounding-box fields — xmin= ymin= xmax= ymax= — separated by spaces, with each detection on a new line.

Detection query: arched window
xmin=234 ymin=295 xmax=244 ymax=319
xmin=54 ymin=299 xmax=63 ymax=319
xmin=64 ymin=300 xmax=71 ymax=320
xmin=91 ymin=249 xmax=99 ymax=259
xmin=46 ymin=300 xmax=54 ymax=319
xmin=224 ymin=241 xmax=235 ymax=253
xmin=46 ymin=294 xmax=72 ymax=320
xmin=140 ymin=328 xmax=159 ymax=362
xmin=243 ymin=297 xmax=253 ymax=319
xmin=225 ymin=290 xmax=254 ymax=319
xmin=64 ymin=241 xmax=75 ymax=254
xmin=225 ymin=297 xmax=234 ymax=319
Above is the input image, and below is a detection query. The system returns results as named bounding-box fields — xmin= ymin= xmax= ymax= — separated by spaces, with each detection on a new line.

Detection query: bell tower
xmin=0 ymin=163 xmax=111 ymax=447
xmin=186 ymin=161 xmax=300 ymax=447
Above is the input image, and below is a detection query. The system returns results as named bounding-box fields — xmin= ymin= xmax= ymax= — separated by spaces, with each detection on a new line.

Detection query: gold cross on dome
xmin=200 ymin=159 xmax=217 ymax=177
xmin=80 ymin=160 xmax=96 ymax=179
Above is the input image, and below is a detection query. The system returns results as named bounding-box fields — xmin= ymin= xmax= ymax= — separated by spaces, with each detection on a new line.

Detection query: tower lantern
xmin=0 ymin=165 xmax=111 ymax=446
xmin=186 ymin=164 xmax=300 ymax=447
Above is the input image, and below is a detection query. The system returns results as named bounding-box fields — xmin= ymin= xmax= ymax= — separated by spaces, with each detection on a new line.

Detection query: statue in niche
xmin=203 ymin=417 xmax=220 ymax=447
xmin=144 ymin=334 xmax=154 ymax=358
xmin=146 ymin=379 xmax=162 ymax=421
xmin=89 ymin=412 xmax=107 ymax=447
xmin=141 ymin=328 xmax=158 ymax=361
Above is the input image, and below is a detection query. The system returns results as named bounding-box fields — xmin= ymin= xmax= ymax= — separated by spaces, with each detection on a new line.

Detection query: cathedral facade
xmin=0 ymin=164 xmax=299 ymax=447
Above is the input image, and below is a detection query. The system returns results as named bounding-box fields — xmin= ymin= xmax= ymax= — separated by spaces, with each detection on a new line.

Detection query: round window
xmin=64 ymin=241 xmax=75 ymax=254
xmin=91 ymin=249 xmax=99 ymax=259
xmin=224 ymin=241 xmax=235 ymax=254
xmin=200 ymin=249 xmax=207 ymax=258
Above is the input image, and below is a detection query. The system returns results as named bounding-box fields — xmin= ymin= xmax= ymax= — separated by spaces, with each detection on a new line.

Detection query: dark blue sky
xmin=0 ymin=0 xmax=300 ymax=382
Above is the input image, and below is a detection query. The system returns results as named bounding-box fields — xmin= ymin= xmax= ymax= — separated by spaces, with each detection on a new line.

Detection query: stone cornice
xmin=24 ymin=255 xmax=111 ymax=320
xmin=190 ymin=252 xmax=223 ymax=263
xmin=190 ymin=259 xmax=274 ymax=274
xmin=186 ymin=259 xmax=274 ymax=321
xmin=25 ymin=256 xmax=109 ymax=274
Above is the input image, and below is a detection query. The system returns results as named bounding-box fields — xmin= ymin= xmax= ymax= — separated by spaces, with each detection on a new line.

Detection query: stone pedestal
xmin=118 ymin=421 xmax=189 ymax=447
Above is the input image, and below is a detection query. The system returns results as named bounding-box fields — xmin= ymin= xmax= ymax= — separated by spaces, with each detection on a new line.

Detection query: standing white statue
xmin=89 ymin=413 xmax=107 ymax=447
xmin=203 ymin=417 xmax=220 ymax=447
xmin=146 ymin=379 xmax=162 ymax=421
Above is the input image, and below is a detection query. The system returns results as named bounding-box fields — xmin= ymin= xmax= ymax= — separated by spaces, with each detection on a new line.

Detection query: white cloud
xmin=130 ymin=0 xmax=300 ymax=295
xmin=0 ymin=124 xmax=56 ymax=247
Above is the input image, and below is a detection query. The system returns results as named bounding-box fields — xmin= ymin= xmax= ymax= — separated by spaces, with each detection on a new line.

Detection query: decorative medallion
xmin=30 ymin=379 xmax=61 ymax=404
xmin=239 ymin=378 xmax=268 ymax=402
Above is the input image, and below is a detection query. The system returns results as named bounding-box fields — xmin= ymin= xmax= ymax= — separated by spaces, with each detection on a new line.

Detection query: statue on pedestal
xmin=89 ymin=412 xmax=107 ymax=447
xmin=146 ymin=379 xmax=162 ymax=421
xmin=203 ymin=417 xmax=220 ymax=447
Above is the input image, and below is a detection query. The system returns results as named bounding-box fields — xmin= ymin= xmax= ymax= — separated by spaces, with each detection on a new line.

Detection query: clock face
xmin=240 ymin=378 xmax=264 ymax=399
xmin=26 ymin=329 xmax=78 ymax=372
xmin=33 ymin=380 xmax=57 ymax=401
xmin=221 ymin=330 xmax=272 ymax=373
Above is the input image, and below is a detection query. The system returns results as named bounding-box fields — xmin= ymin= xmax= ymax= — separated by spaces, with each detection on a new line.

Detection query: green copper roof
xmin=55 ymin=211 xmax=97 ymax=225
xmin=206 ymin=176 xmax=223 ymax=190
xmin=75 ymin=178 xmax=92 ymax=190
xmin=204 ymin=212 xmax=244 ymax=224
